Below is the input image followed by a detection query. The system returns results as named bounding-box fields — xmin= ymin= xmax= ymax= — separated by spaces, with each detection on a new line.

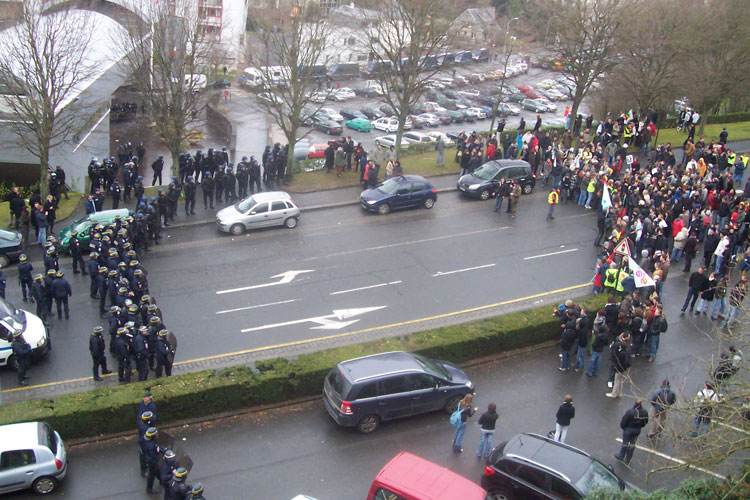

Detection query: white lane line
xmin=303 ymin=227 xmax=510 ymax=261
xmin=216 ymin=299 xmax=297 ymax=315
xmin=330 ymin=281 xmax=402 ymax=296
xmin=523 ymin=248 xmax=579 ymax=260
xmin=433 ymin=264 xmax=495 ymax=277
xmin=615 ymin=438 xmax=726 ymax=479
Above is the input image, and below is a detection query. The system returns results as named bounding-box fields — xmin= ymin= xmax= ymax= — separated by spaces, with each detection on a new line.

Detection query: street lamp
xmin=502 ymin=17 xmax=519 ymax=57
xmin=544 ymin=15 xmax=559 ymax=47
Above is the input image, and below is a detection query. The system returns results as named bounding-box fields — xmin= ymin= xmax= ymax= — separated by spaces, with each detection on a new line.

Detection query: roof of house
xmin=455 ymin=7 xmax=496 ymax=26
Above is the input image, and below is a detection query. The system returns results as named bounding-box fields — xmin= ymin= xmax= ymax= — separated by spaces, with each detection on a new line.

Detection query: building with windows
xmin=453 ymin=7 xmax=496 ymax=44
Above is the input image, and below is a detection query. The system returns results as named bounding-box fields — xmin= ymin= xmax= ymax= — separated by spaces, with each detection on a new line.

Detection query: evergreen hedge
xmin=0 ymin=295 xmax=606 ymax=440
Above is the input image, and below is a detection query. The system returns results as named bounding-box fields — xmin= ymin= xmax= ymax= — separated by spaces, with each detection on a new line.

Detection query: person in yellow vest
xmin=585 ymin=177 xmax=596 ymax=209
xmin=622 ymin=124 xmax=634 ymax=146
xmin=547 ymin=188 xmax=560 ymax=221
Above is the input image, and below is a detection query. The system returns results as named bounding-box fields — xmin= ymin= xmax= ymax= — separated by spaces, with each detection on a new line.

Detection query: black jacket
xmin=688 ymin=271 xmax=708 ymax=291
xmin=620 ymin=405 xmax=648 ymax=431
xmin=478 ymin=410 xmax=498 ymax=430
xmin=89 ymin=333 xmax=105 ymax=358
xmin=556 ymin=402 xmax=575 ymax=426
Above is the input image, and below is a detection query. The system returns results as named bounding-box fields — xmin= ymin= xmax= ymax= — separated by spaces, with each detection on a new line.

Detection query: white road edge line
xmin=433 ymin=264 xmax=495 ymax=277
xmin=615 ymin=438 xmax=726 ymax=480
xmin=524 ymin=248 xmax=579 ymax=260
xmin=716 ymin=421 xmax=750 ymax=436
xmin=216 ymin=299 xmax=297 ymax=315
xmin=304 ymin=227 xmax=510 ymax=261
xmin=330 ymin=281 xmax=403 ymax=295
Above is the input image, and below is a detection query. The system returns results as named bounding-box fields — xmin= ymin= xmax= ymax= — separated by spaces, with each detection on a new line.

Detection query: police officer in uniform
xmin=114 ymin=327 xmax=132 ymax=383
xmin=69 ymin=232 xmax=87 ymax=274
xmin=143 ymin=427 xmax=162 ymax=494
xmin=11 ymin=331 xmax=31 ymax=386
xmin=137 ymin=410 xmax=155 ymax=477
xmin=189 ymin=483 xmax=206 ymax=500
xmin=89 ymin=326 xmax=111 ymax=381
xmin=17 ymin=254 xmax=33 ymax=302
xmin=152 ymin=155 xmax=164 ymax=186
xmin=168 ymin=467 xmax=191 ymax=500
xmin=51 ymin=271 xmax=72 ymax=320
xmin=134 ymin=326 xmax=150 ymax=381
xmin=44 ymin=246 xmax=58 ymax=272
xmin=43 ymin=269 xmax=56 ymax=316
xmin=159 ymin=449 xmax=180 ymax=491
xmin=109 ymin=178 xmax=122 ymax=209
xmin=201 ymin=172 xmax=214 ymax=209
xmin=249 ymin=156 xmax=261 ymax=194
xmin=184 ymin=176 xmax=197 ymax=215
xmin=222 ymin=164 xmax=236 ymax=203
xmin=155 ymin=329 xmax=173 ymax=378
xmin=31 ymin=274 xmax=47 ymax=322
xmin=237 ymin=158 xmax=249 ymax=199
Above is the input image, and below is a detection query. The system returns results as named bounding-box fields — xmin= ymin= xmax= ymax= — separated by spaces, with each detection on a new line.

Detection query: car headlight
xmin=37 ymin=337 xmax=46 ymax=348
xmin=468 ymin=184 xmax=481 ymax=190
xmin=466 ymin=381 xmax=474 ymax=389
xmin=367 ymin=200 xmax=377 ymax=205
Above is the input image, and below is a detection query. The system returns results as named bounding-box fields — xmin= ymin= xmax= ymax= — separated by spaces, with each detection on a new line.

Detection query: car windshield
xmin=472 ymin=164 xmax=500 ymax=181
xmin=377 ymin=178 xmax=404 ymax=195
xmin=575 ymin=460 xmax=621 ymax=496
xmin=412 ymin=353 xmax=451 ymax=379
xmin=0 ymin=229 xmax=17 ymax=240
xmin=235 ymin=196 xmax=256 ymax=212
xmin=0 ymin=298 xmax=25 ymax=326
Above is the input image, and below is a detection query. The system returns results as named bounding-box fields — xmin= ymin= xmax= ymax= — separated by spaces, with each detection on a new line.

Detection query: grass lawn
xmin=286 ymin=150 xmax=461 ymax=193
xmin=0 ymin=194 xmax=81 ymax=227
xmin=655 ymin=121 xmax=750 ymax=149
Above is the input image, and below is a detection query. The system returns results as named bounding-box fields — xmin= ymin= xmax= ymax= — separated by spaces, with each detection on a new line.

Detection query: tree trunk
xmin=286 ymin=127 xmax=296 ymax=182
xmin=39 ymin=146 xmax=49 ymax=198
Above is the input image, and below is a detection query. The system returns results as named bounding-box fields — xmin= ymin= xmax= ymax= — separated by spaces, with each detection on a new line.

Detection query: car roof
xmin=501 ymin=433 xmax=593 ymax=483
xmin=0 ymin=422 xmax=41 ymax=450
xmin=245 ymin=191 xmax=292 ymax=203
xmin=338 ymin=351 xmax=425 ymax=382
xmin=484 ymin=159 xmax=532 ymax=170
xmin=88 ymin=208 xmax=130 ymax=222
xmin=374 ymin=452 xmax=487 ymax=500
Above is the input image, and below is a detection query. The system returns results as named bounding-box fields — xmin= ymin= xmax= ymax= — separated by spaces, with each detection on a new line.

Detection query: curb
xmin=162 ymin=185 xmax=459 ymax=230
xmin=66 ymin=337 xmax=558 ymax=448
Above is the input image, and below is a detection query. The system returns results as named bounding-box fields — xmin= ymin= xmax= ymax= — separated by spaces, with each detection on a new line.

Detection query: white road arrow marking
xmin=523 ymin=248 xmax=578 ymax=260
xmin=330 ymin=281 xmax=402 ymax=295
xmin=216 ymin=270 xmax=315 ymax=295
xmin=216 ymin=299 xmax=297 ymax=315
xmin=433 ymin=263 xmax=495 ymax=277
xmin=240 ymin=306 xmax=387 ymax=333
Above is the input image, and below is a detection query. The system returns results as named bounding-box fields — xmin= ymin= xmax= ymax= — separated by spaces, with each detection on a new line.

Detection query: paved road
xmin=5 ymin=275 xmax=725 ymax=499
xmin=1 ymin=186 xmax=598 ymax=398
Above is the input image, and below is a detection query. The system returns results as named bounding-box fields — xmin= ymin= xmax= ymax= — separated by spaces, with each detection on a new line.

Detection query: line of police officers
xmin=137 ymin=394 xmax=206 ymax=499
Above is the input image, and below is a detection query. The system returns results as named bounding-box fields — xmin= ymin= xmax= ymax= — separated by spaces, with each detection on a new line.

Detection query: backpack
xmin=450 ymin=409 xmax=462 ymax=427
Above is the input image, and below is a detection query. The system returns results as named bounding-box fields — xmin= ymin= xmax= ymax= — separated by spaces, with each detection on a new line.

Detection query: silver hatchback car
xmin=216 ymin=191 xmax=300 ymax=235
xmin=0 ymin=421 xmax=68 ymax=495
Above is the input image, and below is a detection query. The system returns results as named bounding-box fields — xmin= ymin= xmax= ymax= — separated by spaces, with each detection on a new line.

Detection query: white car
xmin=309 ymin=91 xmax=328 ymax=103
xmin=423 ymin=101 xmax=447 ymax=113
xmin=438 ymin=77 xmax=454 ymax=87
xmin=498 ymin=102 xmax=520 ymax=115
xmin=465 ymin=107 xmax=487 ymax=119
xmin=425 ymin=80 xmax=445 ymax=90
xmin=426 ymin=131 xmax=454 ymax=145
xmin=373 ymin=117 xmax=398 ymax=133
xmin=545 ymin=88 xmax=568 ymax=101
xmin=402 ymin=131 xmax=432 ymax=144
xmin=418 ymin=113 xmax=440 ymax=126
xmin=257 ymin=92 xmax=283 ymax=106
xmin=0 ymin=298 xmax=50 ymax=369
xmin=457 ymin=90 xmax=480 ymax=98
xmin=330 ymin=87 xmax=355 ymax=101
xmin=537 ymin=79 xmax=558 ymax=90
xmin=374 ymin=135 xmax=398 ymax=147
xmin=318 ymin=107 xmax=343 ymax=123
xmin=538 ymin=97 xmax=558 ymax=112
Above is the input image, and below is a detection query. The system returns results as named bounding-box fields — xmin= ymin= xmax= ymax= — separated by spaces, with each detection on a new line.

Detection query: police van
xmin=0 ymin=298 xmax=50 ymax=369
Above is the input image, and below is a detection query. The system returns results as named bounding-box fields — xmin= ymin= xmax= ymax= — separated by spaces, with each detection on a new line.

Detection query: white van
xmin=0 ymin=298 xmax=50 ymax=369
xmin=240 ymin=67 xmax=263 ymax=89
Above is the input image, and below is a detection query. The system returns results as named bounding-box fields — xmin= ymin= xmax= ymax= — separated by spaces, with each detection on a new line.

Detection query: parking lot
xmin=264 ymin=61 xmax=591 ymax=156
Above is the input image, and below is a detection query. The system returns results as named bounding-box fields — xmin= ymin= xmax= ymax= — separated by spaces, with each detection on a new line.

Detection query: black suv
xmin=457 ymin=160 xmax=536 ymax=200
xmin=323 ymin=351 xmax=474 ymax=434
xmin=481 ymin=433 xmax=634 ymax=500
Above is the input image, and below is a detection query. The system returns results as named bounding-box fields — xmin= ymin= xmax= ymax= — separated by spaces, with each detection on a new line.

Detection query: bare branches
xmin=0 ymin=0 xmax=99 ymax=190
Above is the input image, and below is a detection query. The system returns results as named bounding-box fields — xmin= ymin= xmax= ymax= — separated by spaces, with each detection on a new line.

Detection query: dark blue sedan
xmin=360 ymin=175 xmax=438 ymax=215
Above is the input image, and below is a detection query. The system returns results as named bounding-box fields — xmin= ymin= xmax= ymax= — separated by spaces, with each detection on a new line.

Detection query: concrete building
xmin=453 ymin=7 xmax=496 ymax=44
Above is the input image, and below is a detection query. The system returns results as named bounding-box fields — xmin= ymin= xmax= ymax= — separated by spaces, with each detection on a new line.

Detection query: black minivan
xmin=457 ymin=159 xmax=536 ymax=200
xmin=323 ymin=351 xmax=474 ymax=434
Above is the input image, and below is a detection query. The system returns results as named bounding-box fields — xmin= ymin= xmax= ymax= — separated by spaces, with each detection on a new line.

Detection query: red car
xmin=517 ymin=84 xmax=534 ymax=93
xmin=307 ymin=144 xmax=328 ymax=159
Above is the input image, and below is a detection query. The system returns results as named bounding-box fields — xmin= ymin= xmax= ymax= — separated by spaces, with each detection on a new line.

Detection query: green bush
xmin=706 ymin=112 xmax=750 ymax=124
xmin=0 ymin=295 xmax=606 ymax=439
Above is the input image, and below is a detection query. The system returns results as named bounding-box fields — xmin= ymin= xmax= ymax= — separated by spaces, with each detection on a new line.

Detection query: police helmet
xmin=149 ymin=196 xmax=157 ymax=202
xmin=172 ymin=175 xmax=178 ymax=181
xmin=93 ymin=326 xmax=103 ymax=334
xmin=129 ymin=260 xmax=139 ymax=267
xmin=157 ymin=154 xmax=164 ymax=160
xmin=108 ymin=270 xmax=118 ymax=277
xmin=13 ymin=330 xmax=23 ymax=338
xmin=187 ymin=175 xmax=193 ymax=181
xmin=118 ymin=287 xmax=128 ymax=294
xmin=157 ymin=188 xmax=163 ymax=194
xmin=164 ymin=449 xmax=176 ymax=460
xmin=122 ymin=242 xmax=131 ymax=249
xmin=149 ymin=315 xmax=160 ymax=323
xmin=127 ymin=250 xmax=136 ymax=258
xmin=125 ymin=321 xmax=134 ymax=329
xmin=242 ymin=156 xmax=248 ymax=161
xmin=134 ymin=269 xmax=143 ymax=277
xmin=110 ymin=305 xmax=119 ymax=313
xmin=144 ymin=427 xmax=157 ymax=439
xmin=158 ymin=329 xmax=169 ymax=337
xmin=173 ymin=467 xmax=188 ymax=480
xmin=45 ymin=247 xmax=55 ymax=256
xmin=19 ymin=254 xmax=27 ymax=262
xmin=118 ymin=262 xmax=127 ymax=269
xmin=98 ymin=266 xmax=107 ymax=274
xmin=91 ymin=156 xmax=98 ymax=162
xmin=46 ymin=269 xmax=56 ymax=276
xmin=109 ymin=248 xmax=118 ymax=255
xmin=101 ymin=235 xmax=110 ymax=243
xmin=169 ymin=182 xmax=175 ymax=188
xmin=43 ymin=242 xmax=52 ymax=249
xmin=128 ymin=304 xmax=138 ymax=312
xmin=196 ymin=149 xmax=202 ymax=154
xmin=92 ymin=233 xmax=101 ymax=240
xmin=191 ymin=483 xmax=204 ymax=495
xmin=33 ymin=274 xmax=43 ymax=282
xmin=138 ymin=326 xmax=148 ymax=335
xmin=55 ymin=271 xmax=63 ymax=278
xmin=116 ymin=327 xmax=127 ymax=336
xmin=71 ymin=231 xmax=78 ymax=237
xmin=90 ymin=251 xmax=99 ymax=258
xmin=222 ymin=146 xmax=227 ymax=151
xmin=136 ymin=175 xmax=143 ymax=181
xmin=141 ymin=294 xmax=151 ymax=303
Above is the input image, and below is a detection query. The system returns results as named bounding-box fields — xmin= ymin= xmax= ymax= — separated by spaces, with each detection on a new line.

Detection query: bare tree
xmin=248 ymin=5 xmax=331 ymax=180
xmin=539 ymin=0 xmax=629 ymax=124
xmin=116 ymin=0 xmax=216 ymax=177
xmin=676 ymin=0 xmax=750 ymax=137
xmin=363 ymin=0 xmax=457 ymax=153
xmin=0 ymin=0 xmax=97 ymax=195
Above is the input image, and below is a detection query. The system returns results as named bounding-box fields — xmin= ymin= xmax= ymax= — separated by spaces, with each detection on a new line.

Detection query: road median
xmin=0 ymin=294 xmax=606 ymax=439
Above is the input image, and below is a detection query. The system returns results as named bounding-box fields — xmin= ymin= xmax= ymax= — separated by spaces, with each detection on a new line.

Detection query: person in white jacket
xmin=713 ymin=234 xmax=730 ymax=274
